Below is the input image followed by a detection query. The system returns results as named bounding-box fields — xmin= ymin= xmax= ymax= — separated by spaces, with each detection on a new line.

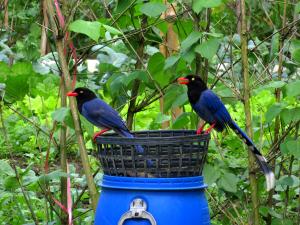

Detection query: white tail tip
xmin=266 ymin=171 xmax=275 ymax=191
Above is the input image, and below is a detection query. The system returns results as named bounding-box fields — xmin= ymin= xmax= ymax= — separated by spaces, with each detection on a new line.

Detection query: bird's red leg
xmin=204 ymin=122 xmax=216 ymax=134
xmin=93 ymin=128 xmax=110 ymax=142
xmin=196 ymin=123 xmax=207 ymax=135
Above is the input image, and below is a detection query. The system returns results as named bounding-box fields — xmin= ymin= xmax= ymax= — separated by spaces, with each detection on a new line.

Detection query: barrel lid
xmin=100 ymin=175 xmax=207 ymax=190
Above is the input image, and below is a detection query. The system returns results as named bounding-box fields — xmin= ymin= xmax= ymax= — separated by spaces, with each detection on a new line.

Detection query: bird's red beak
xmin=177 ymin=77 xmax=189 ymax=85
xmin=67 ymin=91 xmax=78 ymax=97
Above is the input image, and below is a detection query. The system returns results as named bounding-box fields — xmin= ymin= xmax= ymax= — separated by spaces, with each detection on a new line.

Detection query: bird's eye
xmin=80 ymin=91 xmax=83 ymax=93
xmin=191 ymin=78 xmax=195 ymax=81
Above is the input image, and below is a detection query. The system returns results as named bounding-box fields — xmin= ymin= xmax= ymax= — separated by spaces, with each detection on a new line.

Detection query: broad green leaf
xmin=0 ymin=62 xmax=9 ymax=82
xmin=172 ymin=113 xmax=190 ymax=129
xmin=123 ymin=71 xmax=148 ymax=86
xmin=271 ymin=219 xmax=293 ymax=225
xmin=281 ymin=107 xmax=300 ymax=124
xmin=171 ymin=92 xmax=188 ymax=109
xmin=39 ymin=170 xmax=68 ymax=184
xmin=296 ymin=2 xmax=300 ymax=13
xmin=102 ymin=24 xmax=122 ymax=35
xmin=285 ymin=80 xmax=300 ymax=97
xmin=193 ymin=0 xmax=222 ymax=13
xmin=164 ymin=55 xmax=180 ymax=70
xmin=181 ymin=31 xmax=202 ymax=52
xmin=4 ymin=176 xmax=19 ymax=191
xmin=140 ymin=2 xmax=167 ymax=17
xmin=280 ymin=139 xmax=300 ymax=159
xmin=260 ymin=81 xmax=286 ymax=89
xmin=181 ymin=49 xmax=196 ymax=64
xmin=218 ymin=172 xmax=238 ymax=192
xmin=265 ymin=103 xmax=283 ymax=123
xmin=163 ymin=85 xmax=186 ymax=112
xmin=203 ymin=164 xmax=221 ymax=185
xmin=110 ymin=75 xmax=124 ymax=96
xmin=195 ymin=38 xmax=220 ymax=60
xmin=148 ymin=52 xmax=170 ymax=86
xmin=277 ymin=175 xmax=299 ymax=187
xmin=69 ymin=20 xmax=101 ymax=42
xmin=51 ymin=107 xmax=70 ymax=123
xmin=80 ymin=115 xmax=94 ymax=137
xmin=0 ymin=160 xmax=15 ymax=176
xmin=292 ymin=48 xmax=300 ymax=63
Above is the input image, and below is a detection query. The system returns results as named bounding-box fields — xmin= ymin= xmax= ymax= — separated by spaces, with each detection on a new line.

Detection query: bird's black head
xmin=67 ymin=87 xmax=97 ymax=112
xmin=178 ymin=75 xmax=208 ymax=104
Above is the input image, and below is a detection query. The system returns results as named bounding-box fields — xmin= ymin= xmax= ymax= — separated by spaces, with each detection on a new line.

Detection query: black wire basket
xmin=96 ymin=130 xmax=210 ymax=178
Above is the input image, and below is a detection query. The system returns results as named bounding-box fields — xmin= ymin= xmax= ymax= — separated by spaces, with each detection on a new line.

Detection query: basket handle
xmin=118 ymin=198 xmax=156 ymax=225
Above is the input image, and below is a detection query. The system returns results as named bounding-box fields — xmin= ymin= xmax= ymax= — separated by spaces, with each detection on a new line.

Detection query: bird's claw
xmin=196 ymin=123 xmax=206 ymax=135
xmin=92 ymin=129 xmax=110 ymax=142
xmin=196 ymin=127 xmax=203 ymax=135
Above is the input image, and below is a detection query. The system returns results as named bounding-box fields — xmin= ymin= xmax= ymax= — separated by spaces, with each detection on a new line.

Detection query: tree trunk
xmin=45 ymin=0 xmax=99 ymax=212
xmin=240 ymin=1 xmax=260 ymax=224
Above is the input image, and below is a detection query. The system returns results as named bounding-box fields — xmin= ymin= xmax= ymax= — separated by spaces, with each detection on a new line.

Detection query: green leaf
xmin=140 ymin=2 xmax=167 ymax=17
xmin=260 ymin=81 xmax=286 ymax=89
xmin=69 ymin=20 xmax=101 ymax=42
xmin=265 ymin=103 xmax=283 ymax=123
xmin=0 ymin=160 xmax=15 ymax=176
xmin=195 ymin=38 xmax=220 ymax=60
xmin=281 ymin=107 xmax=300 ymax=124
xmin=203 ymin=164 xmax=221 ymax=185
xmin=39 ymin=170 xmax=68 ymax=184
xmin=291 ymin=48 xmax=300 ymax=63
xmin=280 ymin=140 xmax=300 ymax=159
xmin=148 ymin=52 xmax=170 ymax=86
xmin=218 ymin=172 xmax=238 ymax=192
xmin=181 ymin=31 xmax=202 ymax=52
xmin=4 ymin=176 xmax=19 ymax=191
xmin=163 ymin=85 xmax=186 ymax=112
xmin=164 ymin=55 xmax=180 ymax=70
xmin=296 ymin=2 xmax=300 ymax=13
xmin=102 ymin=24 xmax=122 ymax=35
xmin=80 ymin=116 xmax=95 ymax=137
xmin=277 ymin=175 xmax=299 ymax=187
xmin=51 ymin=107 xmax=70 ymax=123
xmin=193 ymin=0 xmax=222 ymax=13
xmin=123 ymin=71 xmax=148 ymax=86
xmin=285 ymin=80 xmax=300 ymax=97
xmin=172 ymin=113 xmax=190 ymax=129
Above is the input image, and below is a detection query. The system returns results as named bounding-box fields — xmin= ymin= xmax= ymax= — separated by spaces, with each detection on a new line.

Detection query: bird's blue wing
xmin=81 ymin=98 xmax=129 ymax=132
xmin=193 ymin=89 xmax=232 ymax=129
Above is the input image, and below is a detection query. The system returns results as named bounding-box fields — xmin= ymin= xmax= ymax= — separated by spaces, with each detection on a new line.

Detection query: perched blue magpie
xmin=67 ymin=87 xmax=144 ymax=153
xmin=178 ymin=75 xmax=275 ymax=191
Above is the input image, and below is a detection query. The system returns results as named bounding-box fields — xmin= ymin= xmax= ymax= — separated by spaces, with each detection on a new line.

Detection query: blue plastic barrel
xmin=95 ymin=175 xmax=210 ymax=225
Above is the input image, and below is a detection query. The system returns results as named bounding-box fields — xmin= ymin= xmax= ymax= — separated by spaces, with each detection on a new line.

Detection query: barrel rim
xmin=100 ymin=175 xmax=207 ymax=190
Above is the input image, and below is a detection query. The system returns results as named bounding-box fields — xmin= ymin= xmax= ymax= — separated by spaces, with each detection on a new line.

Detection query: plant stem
xmin=126 ymin=15 xmax=147 ymax=129
xmin=240 ymin=1 xmax=260 ymax=224
xmin=46 ymin=0 xmax=99 ymax=211
xmin=60 ymin=80 xmax=68 ymax=223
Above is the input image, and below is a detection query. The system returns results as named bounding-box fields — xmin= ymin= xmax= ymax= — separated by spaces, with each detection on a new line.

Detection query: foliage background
xmin=0 ymin=0 xmax=299 ymax=224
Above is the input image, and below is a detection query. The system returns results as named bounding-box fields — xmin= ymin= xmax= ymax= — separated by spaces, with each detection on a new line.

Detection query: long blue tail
xmin=119 ymin=130 xmax=144 ymax=153
xmin=118 ymin=130 xmax=153 ymax=167
xmin=228 ymin=121 xmax=275 ymax=191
